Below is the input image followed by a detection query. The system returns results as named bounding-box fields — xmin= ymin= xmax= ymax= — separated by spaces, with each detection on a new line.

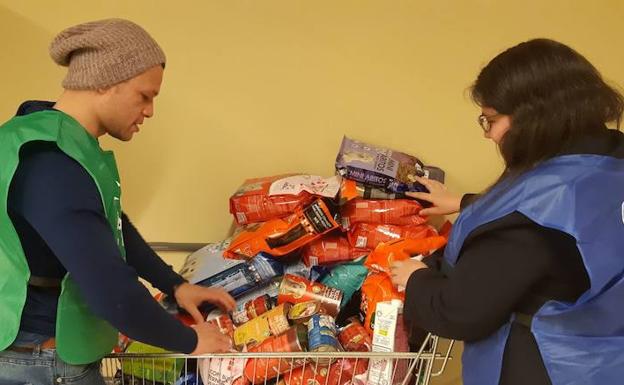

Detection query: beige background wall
xmin=2 ymin=1 xmax=623 ymax=383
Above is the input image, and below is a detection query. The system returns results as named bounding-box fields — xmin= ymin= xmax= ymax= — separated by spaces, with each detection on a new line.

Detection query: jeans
xmin=0 ymin=331 xmax=106 ymax=385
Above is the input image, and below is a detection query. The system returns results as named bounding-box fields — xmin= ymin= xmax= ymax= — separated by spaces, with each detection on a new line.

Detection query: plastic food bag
xmin=360 ymin=273 xmax=404 ymax=333
xmin=364 ymin=236 xmax=448 ymax=274
xmin=269 ymin=174 xmax=342 ymax=198
xmin=230 ymin=174 xmax=315 ymax=225
xmin=335 ymin=136 xmax=445 ymax=193
xmin=225 ymin=199 xmax=339 ymax=259
xmin=340 ymin=199 xmax=427 ymax=230
xmin=281 ymin=358 xmax=368 ymax=385
xmin=321 ymin=259 xmax=369 ymax=306
xmin=122 ymin=342 xmax=183 ymax=385
xmin=301 ymin=235 xmax=368 ymax=266
xmin=200 ymin=350 xmax=249 ymax=385
xmin=339 ymin=178 xmax=417 ymax=205
xmin=348 ymin=223 xmax=437 ymax=250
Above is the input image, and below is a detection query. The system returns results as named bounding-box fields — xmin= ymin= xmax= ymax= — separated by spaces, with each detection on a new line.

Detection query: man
xmin=0 ymin=18 xmax=235 ymax=384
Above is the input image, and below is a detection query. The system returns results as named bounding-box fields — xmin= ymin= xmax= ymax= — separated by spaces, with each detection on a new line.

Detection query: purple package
xmin=335 ymin=136 xmax=444 ymax=193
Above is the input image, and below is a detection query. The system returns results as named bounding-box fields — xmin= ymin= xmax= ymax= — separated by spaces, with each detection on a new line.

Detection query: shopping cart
xmin=100 ymin=333 xmax=453 ymax=385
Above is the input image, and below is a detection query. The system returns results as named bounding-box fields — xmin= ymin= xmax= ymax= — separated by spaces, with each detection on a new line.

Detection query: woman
xmin=390 ymin=39 xmax=624 ymax=385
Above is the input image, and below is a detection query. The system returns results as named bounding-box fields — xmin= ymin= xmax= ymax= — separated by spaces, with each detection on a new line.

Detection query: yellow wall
xmin=2 ymin=1 xmax=623 ymax=384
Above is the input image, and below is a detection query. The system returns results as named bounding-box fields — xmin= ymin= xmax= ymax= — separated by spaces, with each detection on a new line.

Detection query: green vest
xmin=0 ymin=110 xmax=126 ymax=364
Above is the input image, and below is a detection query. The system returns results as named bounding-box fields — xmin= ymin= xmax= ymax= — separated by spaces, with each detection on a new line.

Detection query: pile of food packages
xmin=114 ymin=137 xmax=451 ymax=385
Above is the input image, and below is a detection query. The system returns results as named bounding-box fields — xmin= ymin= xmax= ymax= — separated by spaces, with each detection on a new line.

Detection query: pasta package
xmin=348 ymin=223 xmax=438 ymax=250
xmin=335 ymin=136 xmax=445 ymax=193
xmin=229 ymin=175 xmax=315 ymax=225
xmin=340 ymin=199 xmax=427 ymax=230
xmin=225 ymin=199 xmax=340 ymax=259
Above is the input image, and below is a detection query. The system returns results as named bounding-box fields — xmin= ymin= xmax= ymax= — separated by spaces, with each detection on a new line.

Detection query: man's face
xmin=97 ymin=65 xmax=164 ymax=141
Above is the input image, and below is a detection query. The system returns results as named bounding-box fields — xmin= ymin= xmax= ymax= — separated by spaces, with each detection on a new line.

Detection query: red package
xmin=364 ymin=236 xmax=448 ymax=274
xmin=348 ymin=223 xmax=438 ymax=250
xmin=301 ymin=235 xmax=368 ymax=266
xmin=360 ymin=273 xmax=404 ymax=334
xmin=282 ymin=358 xmax=368 ymax=385
xmin=243 ymin=326 xmax=307 ymax=382
xmin=340 ymin=199 xmax=427 ymax=229
xmin=230 ymin=175 xmax=315 ymax=225
xmin=225 ymin=199 xmax=339 ymax=259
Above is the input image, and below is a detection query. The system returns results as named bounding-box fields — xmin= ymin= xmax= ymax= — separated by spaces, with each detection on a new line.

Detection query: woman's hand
xmin=174 ymin=283 xmax=236 ymax=324
xmin=390 ymin=259 xmax=428 ymax=288
xmin=408 ymin=176 xmax=462 ymax=216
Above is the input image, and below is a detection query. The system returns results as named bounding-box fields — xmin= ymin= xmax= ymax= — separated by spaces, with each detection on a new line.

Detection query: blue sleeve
xmin=122 ymin=213 xmax=186 ymax=297
xmin=9 ymin=145 xmax=197 ymax=353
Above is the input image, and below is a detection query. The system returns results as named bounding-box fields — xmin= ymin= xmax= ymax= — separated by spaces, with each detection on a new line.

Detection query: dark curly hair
xmin=471 ymin=38 xmax=623 ymax=179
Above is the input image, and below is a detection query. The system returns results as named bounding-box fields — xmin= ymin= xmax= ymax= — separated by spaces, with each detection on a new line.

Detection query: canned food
xmin=206 ymin=314 xmax=235 ymax=338
xmin=278 ymin=274 xmax=343 ymax=317
xmin=243 ymin=325 xmax=308 ymax=383
xmin=288 ymin=301 xmax=323 ymax=325
xmin=232 ymin=294 xmax=276 ymax=325
xmin=308 ymin=314 xmax=339 ymax=366
xmin=338 ymin=318 xmax=371 ymax=352
xmin=233 ymin=303 xmax=291 ymax=348
xmin=308 ymin=314 xmax=339 ymax=352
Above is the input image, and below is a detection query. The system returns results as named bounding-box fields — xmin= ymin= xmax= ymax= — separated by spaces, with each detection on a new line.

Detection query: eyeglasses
xmin=477 ymin=113 xmax=500 ymax=133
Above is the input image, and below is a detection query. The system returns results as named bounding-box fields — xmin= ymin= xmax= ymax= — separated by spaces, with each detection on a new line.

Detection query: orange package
xmin=364 ymin=235 xmax=448 ymax=274
xmin=229 ymin=175 xmax=315 ymax=225
xmin=348 ymin=223 xmax=438 ymax=250
xmin=225 ymin=199 xmax=339 ymax=259
xmin=301 ymin=235 xmax=369 ymax=266
xmin=340 ymin=199 xmax=427 ymax=229
xmin=360 ymin=273 xmax=405 ymax=333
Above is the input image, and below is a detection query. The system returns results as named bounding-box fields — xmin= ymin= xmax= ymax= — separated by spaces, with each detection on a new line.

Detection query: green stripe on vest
xmin=0 ymin=110 xmax=126 ymax=364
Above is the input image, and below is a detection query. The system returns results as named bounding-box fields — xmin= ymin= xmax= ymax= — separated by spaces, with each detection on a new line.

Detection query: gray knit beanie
xmin=49 ymin=18 xmax=166 ymax=90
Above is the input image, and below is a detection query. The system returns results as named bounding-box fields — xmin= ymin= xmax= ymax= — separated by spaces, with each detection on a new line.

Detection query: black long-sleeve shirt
xmin=404 ymin=128 xmax=624 ymax=385
xmin=7 ymin=101 xmax=197 ymax=353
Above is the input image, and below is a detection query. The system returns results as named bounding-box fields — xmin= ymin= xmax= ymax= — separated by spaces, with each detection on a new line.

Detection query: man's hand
xmin=407 ymin=176 xmax=462 ymax=216
xmin=191 ymin=322 xmax=233 ymax=354
xmin=174 ymin=283 xmax=236 ymax=324
xmin=390 ymin=259 xmax=428 ymax=288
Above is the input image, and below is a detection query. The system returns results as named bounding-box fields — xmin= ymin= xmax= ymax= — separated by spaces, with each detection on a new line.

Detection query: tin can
xmin=206 ymin=314 xmax=235 ymax=338
xmin=288 ymin=301 xmax=323 ymax=325
xmin=278 ymin=274 xmax=343 ymax=317
xmin=308 ymin=314 xmax=339 ymax=366
xmin=232 ymin=294 xmax=276 ymax=326
xmin=338 ymin=318 xmax=372 ymax=352
xmin=233 ymin=303 xmax=291 ymax=348
xmin=243 ymin=325 xmax=308 ymax=383
xmin=308 ymin=314 xmax=338 ymax=352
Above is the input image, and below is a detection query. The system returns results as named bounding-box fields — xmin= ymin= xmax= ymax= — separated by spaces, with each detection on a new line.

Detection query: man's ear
xmin=96 ymin=85 xmax=115 ymax=95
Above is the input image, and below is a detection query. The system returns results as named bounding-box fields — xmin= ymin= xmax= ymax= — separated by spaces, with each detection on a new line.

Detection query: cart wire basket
xmin=101 ymin=333 xmax=453 ymax=385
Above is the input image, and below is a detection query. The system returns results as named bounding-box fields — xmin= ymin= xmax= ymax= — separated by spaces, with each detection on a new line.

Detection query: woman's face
xmin=480 ymin=106 xmax=512 ymax=145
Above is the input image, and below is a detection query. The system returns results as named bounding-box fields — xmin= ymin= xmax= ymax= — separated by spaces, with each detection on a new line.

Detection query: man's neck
xmin=53 ymin=91 xmax=104 ymax=138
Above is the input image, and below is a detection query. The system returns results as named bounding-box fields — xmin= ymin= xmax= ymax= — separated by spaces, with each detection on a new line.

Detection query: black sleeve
xmin=403 ymin=213 xmax=559 ymax=342
xmin=122 ymin=213 xmax=186 ymax=297
xmin=9 ymin=148 xmax=197 ymax=353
